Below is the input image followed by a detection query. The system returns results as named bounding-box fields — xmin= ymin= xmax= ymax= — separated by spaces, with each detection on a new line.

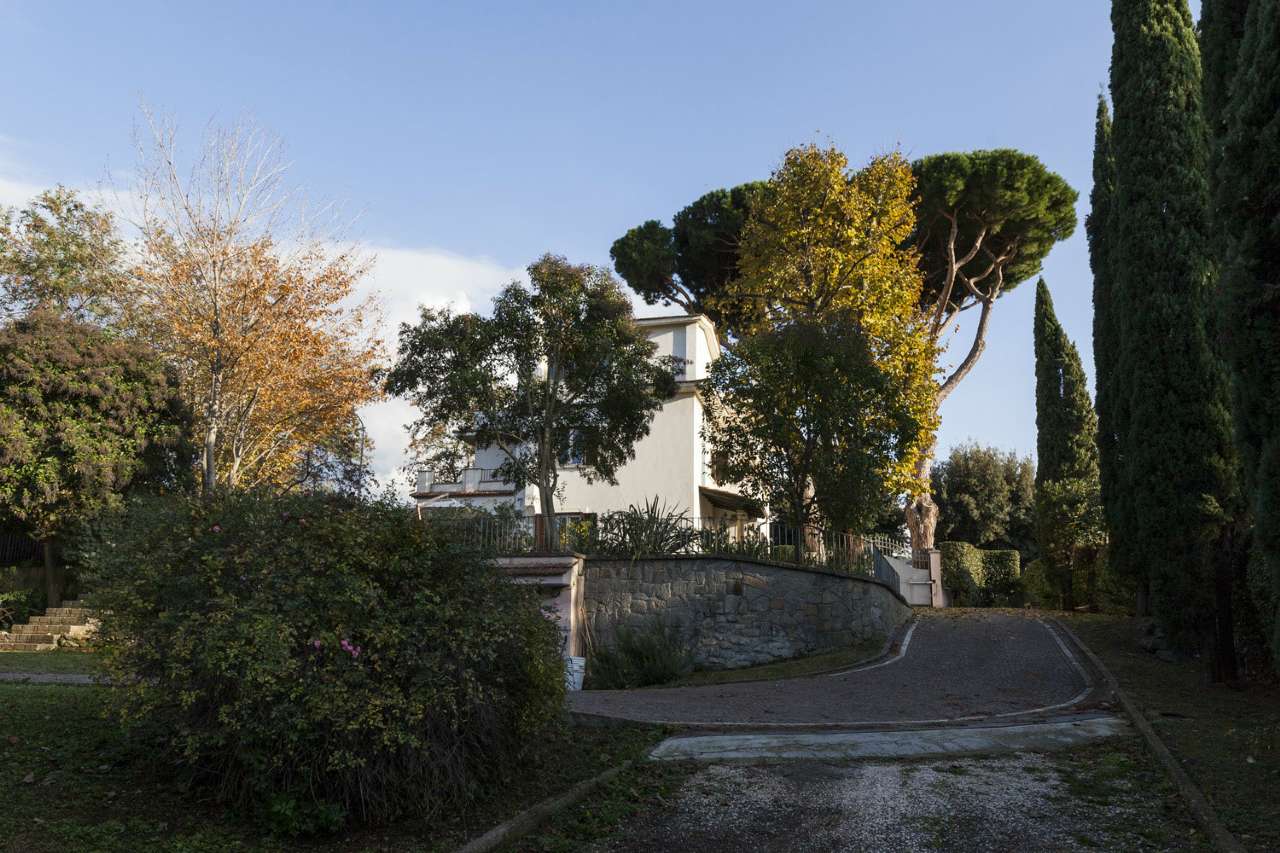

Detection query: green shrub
xmin=85 ymin=491 xmax=565 ymax=833
xmin=1021 ymin=559 xmax=1055 ymax=608
xmin=585 ymin=620 xmax=693 ymax=689
xmin=978 ymin=549 xmax=1022 ymax=606
xmin=0 ymin=566 xmax=43 ymax=629
xmin=940 ymin=541 xmax=1022 ymax=607
xmin=940 ymin=541 xmax=981 ymax=605
xmin=592 ymin=497 xmax=699 ymax=558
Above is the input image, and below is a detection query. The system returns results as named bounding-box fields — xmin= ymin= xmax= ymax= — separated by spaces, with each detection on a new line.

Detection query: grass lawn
xmin=0 ymin=650 xmax=102 ymax=675
xmin=1064 ymin=612 xmax=1280 ymax=852
xmin=670 ymin=636 xmax=885 ymax=687
xmin=0 ymin=682 xmax=666 ymax=853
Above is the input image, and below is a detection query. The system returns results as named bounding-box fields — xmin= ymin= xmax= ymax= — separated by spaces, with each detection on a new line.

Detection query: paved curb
xmin=453 ymin=761 xmax=632 ymax=853
xmin=649 ymin=715 xmax=1130 ymax=762
xmin=0 ymin=672 xmax=96 ymax=684
xmin=1049 ymin=617 xmax=1246 ymax=853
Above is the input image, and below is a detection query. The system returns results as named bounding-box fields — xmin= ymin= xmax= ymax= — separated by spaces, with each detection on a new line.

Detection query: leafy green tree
xmin=1110 ymin=0 xmax=1242 ymax=675
xmin=702 ymin=314 xmax=926 ymax=538
xmin=610 ymin=183 xmax=766 ymax=333
xmin=905 ymin=151 xmax=1078 ymax=549
xmin=1033 ymin=279 xmax=1102 ymax=609
xmin=931 ymin=443 xmax=1037 ymax=560
xmin=386 ymin=254 xmax=680 ymax=548
xmin=0 ymin=187 xmax=128 ymax=323
xmin=1212 ymin=0 xmax=1280 ymax=663
xmin=0 ymin=311 xmax=188 ymax=604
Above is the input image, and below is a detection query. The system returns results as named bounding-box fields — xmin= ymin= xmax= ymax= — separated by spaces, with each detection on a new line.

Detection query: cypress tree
xmin=1034 ymin=279 xmax=1100 ymax=486
xmin=1034 ymin=279 xmax=1102 ymax=609
xmin=1109 ymin=0 xmax=1241 ymax=671
xmin=1215 ymin=0 xmax=1280 ymax=662
xmin=1086 ymin=97 xmax=1133 ymax=592
xmin=1200 ymin=0 xmax=1252 ymax=165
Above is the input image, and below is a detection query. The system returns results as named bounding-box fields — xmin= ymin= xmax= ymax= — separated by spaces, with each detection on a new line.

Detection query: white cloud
xmin=1 ymin=139 xmax=528 ymax=495
xmin=353 ymin=246 xmax=526 ymax=489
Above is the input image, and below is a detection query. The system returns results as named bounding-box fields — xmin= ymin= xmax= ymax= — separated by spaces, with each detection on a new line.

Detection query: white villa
xmin=411 ymin=313 xmax=761 ymax=528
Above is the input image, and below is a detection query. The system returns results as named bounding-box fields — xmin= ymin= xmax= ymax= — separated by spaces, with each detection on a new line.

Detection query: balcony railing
xmin=414 ymin=467 xmax=512 ymax=495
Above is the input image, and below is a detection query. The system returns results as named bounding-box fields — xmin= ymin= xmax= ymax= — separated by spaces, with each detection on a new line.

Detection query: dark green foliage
xmin=585 ymin=498 xmax=699 ymax=558
xmin=386 ymin=254 xmax=680 ymax=546
xmin=86 ymin=491 xmax=566 ymax=833
xmin=911 ymin=150 xmax=1078 ymax=317
xmin=1088 ymin=97 xmax=1135 ymax=588
xmin=1200 ymin=0 xmax=1252 ymax=169
xmin=0 ymin=312 xmax=189 ymax=547
xmin=702 ymin=314 xmax=925 ymax=534
xmin=931 ymin=443 xmax=1037 ymax=561
xmin=1034 ymin=280 xmax=1099 ymax=486
xmin=1109 ymin=0 xmax=1241 ymax=653
xmin=938 ymin=541 xmax=1022 ymax=607
xmin=1033 ymin=279 xmax=1103 ymax=610
xmin=585 ymin=620 xmax=693 ymax=689
xmin=610 ymin=183 xmax=766 ymax=332
xmin=1213 ymin=0 xmax=1280 ymax=661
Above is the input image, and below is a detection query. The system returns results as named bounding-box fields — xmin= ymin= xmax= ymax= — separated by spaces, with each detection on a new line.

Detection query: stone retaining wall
xmin=583 ymin=556 xmax=911 ymax=670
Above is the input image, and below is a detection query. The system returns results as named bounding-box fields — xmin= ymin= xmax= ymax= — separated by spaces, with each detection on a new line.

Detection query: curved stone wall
xmin=583 ymin=556 xmax=911 ymax=670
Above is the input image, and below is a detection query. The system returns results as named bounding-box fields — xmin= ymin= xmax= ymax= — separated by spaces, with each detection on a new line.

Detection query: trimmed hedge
xmin=86 ymin=491 xmax=566 ymax=834
xmin=939 ymin=541 xmax=1023 ymax=607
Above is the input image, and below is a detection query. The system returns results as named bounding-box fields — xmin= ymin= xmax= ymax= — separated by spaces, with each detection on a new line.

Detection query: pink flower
xmin=312 ymin=639 xmax=323 ymax=650
xmin=210 ymin=524 xmax=222 ymax=533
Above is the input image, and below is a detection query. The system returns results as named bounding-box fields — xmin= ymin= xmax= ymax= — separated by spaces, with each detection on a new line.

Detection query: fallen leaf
xmin=21 ymin=772 xmax=34 ymax=784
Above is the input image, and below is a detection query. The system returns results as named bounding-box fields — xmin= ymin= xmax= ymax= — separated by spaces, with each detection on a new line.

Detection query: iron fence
xmin=0 ymin=533 xmax=39 ymax=565
xmin=420 ymin=511 xmax=913 ymax=593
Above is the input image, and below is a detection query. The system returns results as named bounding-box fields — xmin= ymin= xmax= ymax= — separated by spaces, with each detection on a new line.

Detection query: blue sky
xmin=0 ymin=0 xmax=1169 ymax=486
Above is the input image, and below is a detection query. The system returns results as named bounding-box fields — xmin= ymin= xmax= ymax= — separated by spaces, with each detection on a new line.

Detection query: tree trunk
xmin=1209 ymin=527 xmax=1241 ymax=684
xmin=202 ymin=423 xmax=218 ymax=495
xmin=906 ymin=439 xmax=939 ymax=551
xmin=537 ymin=479 xmax=558 ymax=552
xmin=42 ymin=539 xmax=62 ymax=609
xmin=1135 ymin=574 xmax=1151 ymax=618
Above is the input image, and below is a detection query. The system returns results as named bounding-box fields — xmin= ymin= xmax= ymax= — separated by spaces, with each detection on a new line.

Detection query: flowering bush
xmin=86 ymin=491 xmax=565 ymax=833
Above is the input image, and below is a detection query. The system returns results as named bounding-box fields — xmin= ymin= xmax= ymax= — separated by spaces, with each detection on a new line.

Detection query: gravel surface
xmin=589 ymin=753 xmax=1197 ymax=852
xmin=571 ymin=610 xmax=1089 ymax=726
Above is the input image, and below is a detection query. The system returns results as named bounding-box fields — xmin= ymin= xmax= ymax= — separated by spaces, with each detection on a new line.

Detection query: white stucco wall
xmin=416 ymin=314 xmax=742 ymax=520
xmin=553 ymin=390 xmax=700 ymax=516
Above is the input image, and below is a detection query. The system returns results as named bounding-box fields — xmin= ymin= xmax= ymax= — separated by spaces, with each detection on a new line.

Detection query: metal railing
xmin=421 ymin=511 xmax=913 ymax=593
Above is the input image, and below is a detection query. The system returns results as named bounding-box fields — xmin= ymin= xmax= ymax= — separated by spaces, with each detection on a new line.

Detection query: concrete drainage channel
xmin=648 ymin=714 xmax=1130 ymax=763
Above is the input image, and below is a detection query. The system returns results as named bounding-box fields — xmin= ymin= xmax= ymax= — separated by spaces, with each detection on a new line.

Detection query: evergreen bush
xmin=585 ymin=620 xmax=693 ymax=689
xmin=86 ymin=491 xmax=565 ymax=834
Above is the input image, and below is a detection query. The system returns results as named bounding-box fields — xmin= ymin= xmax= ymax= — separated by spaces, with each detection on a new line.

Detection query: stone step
xmin=25 ymin=619 xmax=85 ymax=630
xmin=42 ymin=607 xmax=92 ymax=618
xmin=4 ymin=632 xmax=55 ymax=643
xmin=9 ymin=623 xmax=63 ymax=636
xmin=0 ymin=642 xmax=58 ymax=652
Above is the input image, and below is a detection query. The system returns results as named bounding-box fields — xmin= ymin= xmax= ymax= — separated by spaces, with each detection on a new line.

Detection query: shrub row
xmin=939 ymin=541 xmax=1022 ymax=607
xmin=84 ymin=491 xmax=566 ymax=835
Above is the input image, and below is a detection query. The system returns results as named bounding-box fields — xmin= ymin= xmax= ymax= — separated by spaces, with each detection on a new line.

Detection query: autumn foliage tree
xmin=130 ymin=117 xmax=384 ymax=493
xmin=700 ymin=146 xmax=937 ymax=530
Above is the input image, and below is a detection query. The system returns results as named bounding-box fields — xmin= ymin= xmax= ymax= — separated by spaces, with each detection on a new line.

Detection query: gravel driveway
xmin=570 ymin=610 xmax=1093 ymax=727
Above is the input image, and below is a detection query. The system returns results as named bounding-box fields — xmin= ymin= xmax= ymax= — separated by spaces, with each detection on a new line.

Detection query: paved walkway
xmin=570 ymin=610 xmax=1095 ymax=727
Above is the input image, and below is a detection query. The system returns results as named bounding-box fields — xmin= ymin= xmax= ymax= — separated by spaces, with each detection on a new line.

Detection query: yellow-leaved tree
xmin=131 ymin=116 xmax=384 ymax=493
xmin=710 ymin=145 xmax=939 ymax=507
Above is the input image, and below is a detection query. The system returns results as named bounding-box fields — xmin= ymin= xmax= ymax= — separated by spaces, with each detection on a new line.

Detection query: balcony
xmin=413 ymin=467 xmax=516 ymax=497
